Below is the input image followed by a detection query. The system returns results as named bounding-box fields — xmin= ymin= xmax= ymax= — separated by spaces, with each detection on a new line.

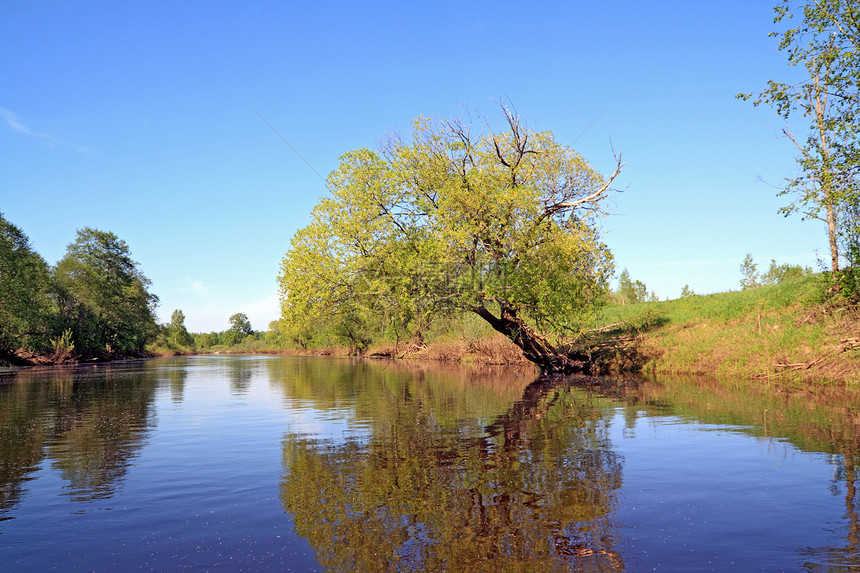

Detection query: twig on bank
xmin=772 ymin=338 xmax=860 ymax=372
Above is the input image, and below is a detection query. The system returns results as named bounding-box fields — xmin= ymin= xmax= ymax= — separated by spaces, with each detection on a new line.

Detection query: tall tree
xmin=0 ymin=213 xmax=53 ymax=356
xmin=279 ymin=106 xmax=622 ymax=372
xmin=167 ymin=309 xmax=193 ymax=348
xmin=54 ymin=228 xmax=158 ymax=356
xmin=740 ymin=0 xmax=860 ymax=271
xmin=228 ymin=312 xmax=253 ymax=336
xmin=225 ymin=312 xmax=253 ymax=345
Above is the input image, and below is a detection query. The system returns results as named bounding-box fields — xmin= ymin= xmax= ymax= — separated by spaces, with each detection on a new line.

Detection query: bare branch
xmin=493 ymin=137 xmax=512 ymax=168
xmin=552 ymin=153 xmax=624 ymax=212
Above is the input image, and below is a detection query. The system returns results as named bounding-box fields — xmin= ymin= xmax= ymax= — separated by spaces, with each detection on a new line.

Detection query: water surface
xmin=1 ymin=355 xmax=859 ymax=571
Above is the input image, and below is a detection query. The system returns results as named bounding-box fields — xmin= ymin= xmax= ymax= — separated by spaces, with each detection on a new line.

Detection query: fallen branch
xmin=772 ymin=338 xmax=860 ymax=372
xmin=586 ymin=322 xmax=625 ymax=334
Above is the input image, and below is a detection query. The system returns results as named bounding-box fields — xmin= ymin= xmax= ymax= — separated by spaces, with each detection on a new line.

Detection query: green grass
xmin=600 ymin=274 xmax=820 ymax=327
xmin=595 ymin=275 xmax=859 ymax=383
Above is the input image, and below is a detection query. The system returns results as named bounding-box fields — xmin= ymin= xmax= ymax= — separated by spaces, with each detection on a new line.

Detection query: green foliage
xmin=223 ymin=312 xmax=253 ymax=345
xmin=54 ymin=227 xmax=158 ymax=356
xmin=152 ymin=309 xmax=195 ymax=352
xmin=279 ymin=106 xmax=620 ymax=360
xmin=837 ymin=196 xmax=860 ymax=301
xmin=194 ymin=332 xmax=214 ymax=348
xmin=739 ymin=0 xmax=860 ymax=271
xmin=841 ymin=192 xmax=860 ymax=265
xmin=49 ymin=329 xmax=75 ymax=363
xmin=264 ymin=319 xmax=303 ymax=349
xmin=817 ymin=268 xmax=860 ymax=305
xmin=0 ymin=213 xmax=54 ymax=355
xmin=168 ymin=309 xmax=194 ymax=348
xmin=186 ymin=314 xmax=274 ymax=352
xmin=228 ymin=313 xmax=253 ymax=336
xmin=603 ymin=274 xmax=820 ymax=327
xmin=761 ymin=259 xmax=813 ymax=285
xmin=0 ymin=215 xmax=162 ymax=362
xmin=740 ymin=254 xmax=759 ymax=290
xmin=614 ymin=268 xmax=656 ymax=305
xmin=740 ymin=253 xmax=812 ymax=290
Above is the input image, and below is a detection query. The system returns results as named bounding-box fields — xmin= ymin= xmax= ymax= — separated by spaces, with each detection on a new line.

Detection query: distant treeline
xmin=0 ymin=212 xmax=158 ymax=365
xmin=1 ymin=212 xmax=280 ymax=366
xmin=151 ymin=310 xmax=272 ymax=354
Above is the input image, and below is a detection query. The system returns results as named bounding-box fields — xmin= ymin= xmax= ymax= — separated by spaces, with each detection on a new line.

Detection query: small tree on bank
xmin=614 ymin=268 xmax=657 ymax=305
xmin=740 ymin=254 xmax=760 ymax=290
xmin=279 ymin=105 xmax=623 ymax=373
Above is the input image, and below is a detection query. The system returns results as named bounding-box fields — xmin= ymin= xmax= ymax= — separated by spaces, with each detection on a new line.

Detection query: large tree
xmin=228 ymin=313 xmax=253 ymax=336
xmin=740 ymin=0 xmax=860 ymax=272
xmin=0 ymin=212 xmax=53 ymax=357
xmin=279 ymin=107 xmax=622 ymax=373
xmin=224 ymin=312 xmax=253 ymax=345
xmin=54 ymin=228 xmax=158 ymax=356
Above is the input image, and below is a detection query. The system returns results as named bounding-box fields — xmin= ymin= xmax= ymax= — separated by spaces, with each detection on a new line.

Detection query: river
xmin=1 ymin=354 xmax=858 ymax=571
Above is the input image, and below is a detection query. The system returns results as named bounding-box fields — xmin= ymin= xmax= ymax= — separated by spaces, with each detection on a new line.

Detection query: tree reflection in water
xmin=800 ymin=450 xmax=860 ymax=569
xmin=279 ymin=368 xmax=626 ymax=572
xmin=0 ymin=363 xmax=157 ymax=512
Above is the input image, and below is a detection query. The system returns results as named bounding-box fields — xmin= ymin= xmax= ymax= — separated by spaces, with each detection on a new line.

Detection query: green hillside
xmin=596 ymin=275 xmax=860 ymax=384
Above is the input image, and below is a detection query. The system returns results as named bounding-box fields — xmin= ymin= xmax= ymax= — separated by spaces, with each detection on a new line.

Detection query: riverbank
xmin=8 ymin=275 xmax=858 ymax=384
xmin=596 ymin=275 xmax=860 ymax=385
xmin=343 ymin=274 xmax=860 ymax=385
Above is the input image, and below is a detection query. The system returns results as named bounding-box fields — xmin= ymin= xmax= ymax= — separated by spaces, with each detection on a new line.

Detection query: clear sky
xmin=1 ymin=1 xmax=823 ymax=332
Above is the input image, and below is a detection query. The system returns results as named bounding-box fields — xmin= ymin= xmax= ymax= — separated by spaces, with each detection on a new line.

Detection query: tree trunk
xmin=827 ymin=203 xmax=840 ymax=272
xmin=469 ymin=304 xmax=584 ymax=373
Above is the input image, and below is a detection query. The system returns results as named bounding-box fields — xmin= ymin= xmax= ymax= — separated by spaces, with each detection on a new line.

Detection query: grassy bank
xmin=596 ymin=275 xmax=860 ymax=384
xmin=192 ymin=275 xmax=859 ymax=384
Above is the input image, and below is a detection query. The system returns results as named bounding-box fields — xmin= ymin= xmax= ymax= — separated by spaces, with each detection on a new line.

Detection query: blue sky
xmin=1 ymin=1 xmax=822 ymax=332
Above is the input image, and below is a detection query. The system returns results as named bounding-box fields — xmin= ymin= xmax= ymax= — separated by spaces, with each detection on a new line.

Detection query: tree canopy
xmin=167 ymin=309 xmax=193 ymax=348
xmin=279 ymin=106 xmax=622 ymax=372
xmin=0 ymin=213 xmax=53 ymax=356
xmin=225 ymin=312 xmax=253 ymax=345
xmin=739 ymin=253 xmax=812 ymax=290
xmin=54 ymin=227 xmax=158 ymax=356
xmin=228 ymin=313 xmax=252 ymax=335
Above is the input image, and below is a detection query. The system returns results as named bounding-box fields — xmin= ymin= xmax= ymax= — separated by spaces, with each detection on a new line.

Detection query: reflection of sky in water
xmin=611 ymin=410 xmax=838 ymax=571
xmin=284 ymin=404 xmax=373 ymax=442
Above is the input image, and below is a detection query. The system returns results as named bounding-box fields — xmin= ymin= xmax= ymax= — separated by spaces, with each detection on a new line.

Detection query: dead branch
xmin=772 ymin=338 xmax=860 ymax=371
xmin=537 ymin=152 xmax=624 ymax=226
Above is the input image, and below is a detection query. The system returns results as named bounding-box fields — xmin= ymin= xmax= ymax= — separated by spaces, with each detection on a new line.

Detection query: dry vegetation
xmin=368 ymin=333 xmax=534 ymax=368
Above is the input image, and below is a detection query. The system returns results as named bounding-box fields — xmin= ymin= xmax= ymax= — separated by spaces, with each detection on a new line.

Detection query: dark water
xmin=1 ymin=355 xmax=859 ymax=571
